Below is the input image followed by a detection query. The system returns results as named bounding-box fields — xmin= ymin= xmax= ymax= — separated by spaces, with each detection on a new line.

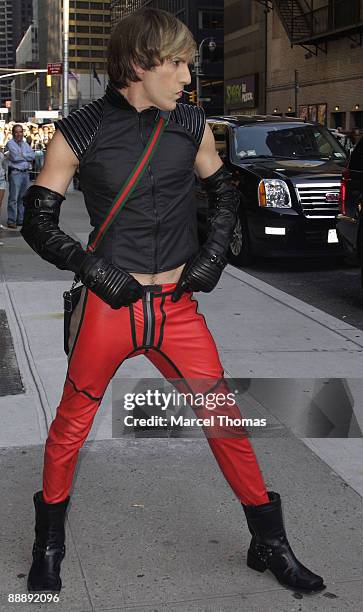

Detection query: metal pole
xmin=295 ymin=69 xmax=299 ymax=116
xmin=195 ymin=48 xmax=200 ymax=105
xmin=196 ymin=38 xmax=214 ymax=107
xmin=264 ymin=8 xmax=268 ymax=114
xmin=63 ymin=0 xmax=69 ymax=118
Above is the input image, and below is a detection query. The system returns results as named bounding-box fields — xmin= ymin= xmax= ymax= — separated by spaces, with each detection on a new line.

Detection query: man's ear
xmin=132 ymin=63 xmax=145 ymax=78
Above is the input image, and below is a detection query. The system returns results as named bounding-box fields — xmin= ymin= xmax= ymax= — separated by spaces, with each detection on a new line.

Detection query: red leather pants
xmin=43 ymin=283 xmax=269 ymax=506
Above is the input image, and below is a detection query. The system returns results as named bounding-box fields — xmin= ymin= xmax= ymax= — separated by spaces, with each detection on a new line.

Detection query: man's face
xmin=13 ymin=127 xmax=24 ymax=142
xmin=140 ymin=55 xmax=192 ymax=111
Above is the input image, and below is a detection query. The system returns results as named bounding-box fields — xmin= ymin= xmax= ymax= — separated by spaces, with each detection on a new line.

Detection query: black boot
xmin=27 ymin=491 xmax=70 ymax=593
xmin=242 ymin=491 xmax=326 ymax=593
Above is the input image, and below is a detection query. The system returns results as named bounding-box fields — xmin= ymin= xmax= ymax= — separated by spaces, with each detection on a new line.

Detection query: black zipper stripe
xmin=156 ymin=294 xmax=167 ymax=349
xmin=128 ymin=303 xmax=137 ymax=350
xmin=149 ymin=293 xmax=156 ymax=348
xmin=145 ymin=292 xmax=152 ymax=346
xmin=142 ymin=294 xmax=148 ymax=346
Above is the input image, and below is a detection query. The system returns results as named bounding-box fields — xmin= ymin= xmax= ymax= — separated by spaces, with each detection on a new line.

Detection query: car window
xmin=233 ymin=122 xmax=347 ymax=161
xmin=211 ymin=123 xmax=228 ymax=160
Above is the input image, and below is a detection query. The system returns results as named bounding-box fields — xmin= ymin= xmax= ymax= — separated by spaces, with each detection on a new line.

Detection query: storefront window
xmin=198 ymin=9 xmax=223 ymax=29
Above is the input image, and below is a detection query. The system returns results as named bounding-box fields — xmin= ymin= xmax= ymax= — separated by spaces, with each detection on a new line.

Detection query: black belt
xmin=11 ymin=169 xmax=28 ymax=173
xmin=142 ymin=284 xmax=175 ymax=297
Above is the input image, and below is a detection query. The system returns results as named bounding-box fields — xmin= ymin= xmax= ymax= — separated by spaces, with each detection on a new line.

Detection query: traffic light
xmin=188 ymin=90 xmax=197 ymax=104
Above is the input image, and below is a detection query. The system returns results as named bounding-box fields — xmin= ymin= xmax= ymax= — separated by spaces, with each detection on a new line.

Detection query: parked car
xmin=196 ymin=116 xmax=347 ymax=265
xmin=336 ymin=138 xmax=363 ymax=275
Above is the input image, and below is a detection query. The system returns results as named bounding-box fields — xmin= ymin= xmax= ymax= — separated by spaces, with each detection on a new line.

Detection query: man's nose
xmin=182 ymin=64 xmax=192 ymax=86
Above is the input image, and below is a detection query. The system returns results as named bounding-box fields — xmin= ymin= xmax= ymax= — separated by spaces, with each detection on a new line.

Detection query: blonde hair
xmin=107 ymin=8 xmax=196 ymax=88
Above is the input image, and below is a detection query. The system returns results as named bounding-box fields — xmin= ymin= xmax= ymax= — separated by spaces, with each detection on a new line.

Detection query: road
xmin=237 ymin=255 xmax=363 ymax=330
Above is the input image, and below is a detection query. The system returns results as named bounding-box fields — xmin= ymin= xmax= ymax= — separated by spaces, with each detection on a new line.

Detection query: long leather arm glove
xmin=21 ymin=184 xmax=143 ymax=308
xmin=171 ymin=165 xmax=239 ymax=302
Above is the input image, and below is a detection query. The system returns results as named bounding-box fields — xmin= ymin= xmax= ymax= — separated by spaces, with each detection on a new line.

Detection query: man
xmin=0 ymin=147 xmax=6 ymax=243
xmin=21 ymin=8 xmax=325 ymax=596
xmin=5 ymin=124 xmax=35 ymax=229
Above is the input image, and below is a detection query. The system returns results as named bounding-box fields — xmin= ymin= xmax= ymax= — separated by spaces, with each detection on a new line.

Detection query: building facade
xmin=12 ymin=22 xmax=39 ymax=121
xmin=110 ymin=0 xmax=224 ymax=115
xmin=266 ymin=0 xmax=363 ymax=130
xmin=224 ymin=0 xmax=265 ymax=115
xmin=224 ymin=0 xmax=363 ymax=130
xmin=37 ymin=0 xmax=111 ymax=115
xmin=0 ymin=0 xmax=33 ymax=109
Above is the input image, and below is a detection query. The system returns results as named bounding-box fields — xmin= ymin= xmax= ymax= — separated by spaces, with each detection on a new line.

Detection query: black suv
xmin=336 ymin=138 xmax=363 ymax=279
xmin=196 ymin=116 xmax=347 ymax=264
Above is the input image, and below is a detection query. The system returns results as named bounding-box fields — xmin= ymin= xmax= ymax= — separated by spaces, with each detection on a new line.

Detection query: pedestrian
xmin=5 ymin=124 xmax=35 ymax=229
xmin=21 ymin=8 xmax=325 ymax=596
xmin=34 ymin=143 xmax=45 ymax=177
xmin=0 ymin=148 xmax=6 ymax=243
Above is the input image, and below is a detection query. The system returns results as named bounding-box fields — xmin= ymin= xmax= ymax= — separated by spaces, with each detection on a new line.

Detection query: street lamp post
xmin=63 ymin=0 xmax=69 ymax=118
xmin=195 ymin=37 xmax=216 ymax=106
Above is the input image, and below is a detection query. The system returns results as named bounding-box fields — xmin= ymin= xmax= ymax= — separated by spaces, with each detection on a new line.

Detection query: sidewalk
xmin=0 ymin=190 xmax=362 ymax=611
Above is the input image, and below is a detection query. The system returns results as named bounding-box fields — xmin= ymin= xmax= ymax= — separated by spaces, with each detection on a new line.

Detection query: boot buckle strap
xmin=33 ymin=543 xmax=65 ymax=556
xmin=255 ymin=543 xmax=273 ymax=562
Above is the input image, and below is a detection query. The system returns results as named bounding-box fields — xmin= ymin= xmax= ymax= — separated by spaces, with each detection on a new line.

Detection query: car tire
xmin=227 ymin=213 xmax=253 ymax=266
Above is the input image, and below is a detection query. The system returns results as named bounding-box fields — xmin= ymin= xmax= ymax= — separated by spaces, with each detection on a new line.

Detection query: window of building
xmin=331 ymin=111 xmax=346 ymax=129
xmin=331 ymin=0 xmax=360 ymax=29
xmin=351 ymin=111 xmax=363 ymax=129
xmin=72 ymin=25 xmax=90 ymax=32
xmin=74 ymin=13 xmax=90 ymax=20
xmin=74 ymin=38 xmax=91 ymax=46
xmin=198 ymin=9 xmax=223 ymax=30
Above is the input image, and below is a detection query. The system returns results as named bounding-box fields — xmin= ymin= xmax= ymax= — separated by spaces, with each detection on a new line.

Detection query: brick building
xmin=224 ymin=1 xmax=363 ymax=130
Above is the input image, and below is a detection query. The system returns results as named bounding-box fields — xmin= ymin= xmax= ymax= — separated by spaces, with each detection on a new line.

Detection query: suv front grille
xmin=295 ymin=182 xmax=341 ymax=218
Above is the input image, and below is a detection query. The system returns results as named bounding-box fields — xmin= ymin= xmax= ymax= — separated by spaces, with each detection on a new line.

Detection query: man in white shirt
xmin=5 ymin=124 xmax=35 ymax=229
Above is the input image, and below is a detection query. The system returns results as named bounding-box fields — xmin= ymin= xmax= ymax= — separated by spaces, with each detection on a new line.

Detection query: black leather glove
xmin=171 ymin=249 xmax=227 ymax=302
xmin=171 ymin=165 xmax=239 ymax=302
xmin=79 ymin=255 xmax=144 ymax=308
xmin=21 ymin=184 xmax=89 ymax=273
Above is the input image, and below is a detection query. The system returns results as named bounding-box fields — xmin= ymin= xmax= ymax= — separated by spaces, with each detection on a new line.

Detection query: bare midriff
xmin=129 ymin=262 xmax=186 ymax=286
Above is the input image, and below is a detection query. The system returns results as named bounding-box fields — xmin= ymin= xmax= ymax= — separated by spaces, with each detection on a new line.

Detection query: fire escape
xmin=255 ymin=0 xmax=363 ymax=55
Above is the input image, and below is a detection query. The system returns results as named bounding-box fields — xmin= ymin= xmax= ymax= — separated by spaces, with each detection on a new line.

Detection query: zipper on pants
xmin=144 ymin=291 xmax=153 ymax=347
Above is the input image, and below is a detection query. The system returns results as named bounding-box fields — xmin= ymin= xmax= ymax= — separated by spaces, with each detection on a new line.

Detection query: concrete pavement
xmin=0 ymin=189 xmax=362 ymax=611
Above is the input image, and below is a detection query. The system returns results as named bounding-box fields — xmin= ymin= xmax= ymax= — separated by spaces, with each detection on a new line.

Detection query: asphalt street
xmin=0 ymin=187 xmax=362 ymax=612
xmin=237 ymin=256 xmax=363 ymax=332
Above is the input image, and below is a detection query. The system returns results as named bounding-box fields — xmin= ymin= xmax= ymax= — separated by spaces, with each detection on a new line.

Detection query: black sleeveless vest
xmin=55 ymin=82 xmax=206 ymax=273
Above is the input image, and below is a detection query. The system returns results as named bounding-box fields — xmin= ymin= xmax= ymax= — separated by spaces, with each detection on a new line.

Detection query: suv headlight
xmin=258 ymin=179 xmax=292 ymax=208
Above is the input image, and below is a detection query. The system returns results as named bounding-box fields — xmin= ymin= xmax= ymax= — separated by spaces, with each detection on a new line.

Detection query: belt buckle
xmin=144 ymin=284 xmax=162 ymax=293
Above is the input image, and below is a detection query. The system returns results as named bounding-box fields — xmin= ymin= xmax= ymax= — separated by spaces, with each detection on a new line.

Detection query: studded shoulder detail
xmin=54 ymin=98 xmax=105 ymax=161
xmin=170 ymin=103 xmax=206 ymax=148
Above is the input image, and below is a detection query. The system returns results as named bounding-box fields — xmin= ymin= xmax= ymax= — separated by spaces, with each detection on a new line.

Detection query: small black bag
xmin=63 ymin=283 xmax=83 ymax=356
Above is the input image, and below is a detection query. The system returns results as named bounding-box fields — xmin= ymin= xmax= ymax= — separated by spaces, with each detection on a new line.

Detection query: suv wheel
xmin=228 ymin=215 xmax=253 ymax=266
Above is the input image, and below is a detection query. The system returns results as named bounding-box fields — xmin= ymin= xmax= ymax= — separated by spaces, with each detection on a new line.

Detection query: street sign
xmin=0 ymin=107 xmax=9 ymax=113
xmin=35 ymin=110 xmax=59 ymax=119
xmin=47 ymin=62 xmax=63 ymax=75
